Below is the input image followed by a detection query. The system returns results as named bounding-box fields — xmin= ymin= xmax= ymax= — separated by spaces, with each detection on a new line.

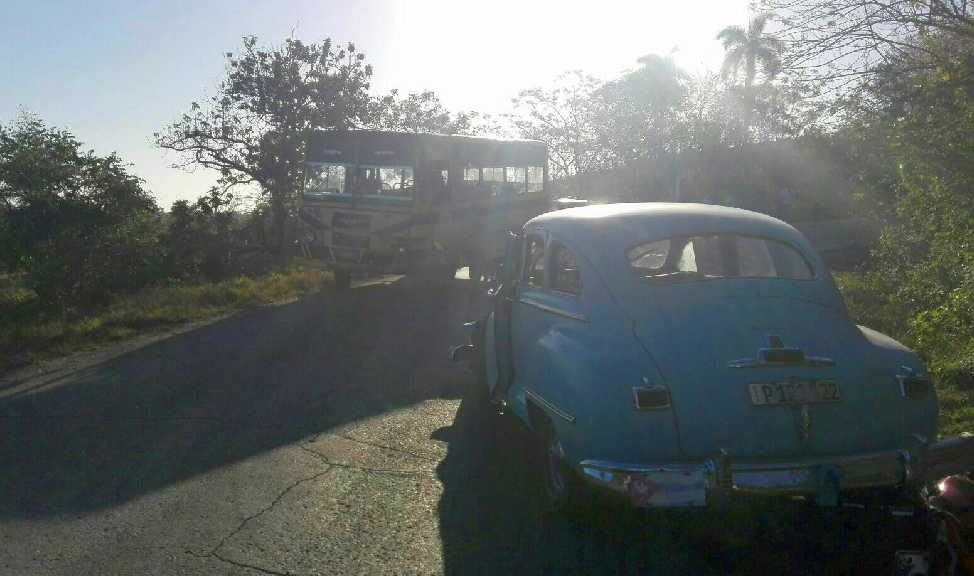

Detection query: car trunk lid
xmin=628 ymin=279 xmax=903 ymax=460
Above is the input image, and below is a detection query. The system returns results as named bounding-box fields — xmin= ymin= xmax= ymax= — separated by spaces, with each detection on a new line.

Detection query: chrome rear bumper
xmin=580 ymin=434 xmax=974 ymax=508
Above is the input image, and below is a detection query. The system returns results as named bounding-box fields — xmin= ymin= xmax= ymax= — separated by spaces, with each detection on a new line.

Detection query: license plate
xmin=749 ymin=380 xmax=839 ymax=406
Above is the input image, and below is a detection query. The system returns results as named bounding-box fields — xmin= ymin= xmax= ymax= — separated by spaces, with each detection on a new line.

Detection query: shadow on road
xmin=435 ymin=381 xmax=713 ymax=575
xmin=0 ymin=275 xmax=479 ymax=519
xmin=1 ymin=272 xmax=926 ymax=574
xmin=435 ymin=372 xmax=927 ymax=575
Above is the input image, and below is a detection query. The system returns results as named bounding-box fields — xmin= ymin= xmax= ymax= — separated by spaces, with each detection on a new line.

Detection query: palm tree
xmin=717 ymin=14 xmax=782 ymax=90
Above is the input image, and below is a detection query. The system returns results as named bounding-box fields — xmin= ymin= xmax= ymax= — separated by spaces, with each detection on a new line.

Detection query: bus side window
xmin=459 ymin=167 xmax=480 ymax=201
xmin=483 ymin=167 xmax=504 ymax=196
xmin=505 ymin=167 xmax=526 ymax=194
xmin=357 ymin=166 xmax=380 ymax=195
xmin=527 ymin=166 xmax=544 ymax=193
xmin=434 ymin=169 xmax=450 ymax=203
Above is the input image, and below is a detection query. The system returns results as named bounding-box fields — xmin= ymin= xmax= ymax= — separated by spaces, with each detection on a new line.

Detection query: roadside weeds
xmin=0 ymin=264 xmax=333 ymax=374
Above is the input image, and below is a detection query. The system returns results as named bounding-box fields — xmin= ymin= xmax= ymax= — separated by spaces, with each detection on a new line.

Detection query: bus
xmin=296 ymin=130 xmax=549 ymax=288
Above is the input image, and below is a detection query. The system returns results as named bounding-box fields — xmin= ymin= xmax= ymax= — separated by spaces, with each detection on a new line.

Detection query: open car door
xmin=486 ymin=232 xmax=521 ymax=402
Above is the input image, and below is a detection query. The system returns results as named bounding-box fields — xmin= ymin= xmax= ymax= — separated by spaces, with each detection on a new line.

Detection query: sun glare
xmin=384 ymin=0 xmax=750 ymax=114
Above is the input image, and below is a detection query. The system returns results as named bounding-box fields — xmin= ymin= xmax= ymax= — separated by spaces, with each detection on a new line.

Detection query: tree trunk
xmin=270 ymin=190 xmax=290 ymax=263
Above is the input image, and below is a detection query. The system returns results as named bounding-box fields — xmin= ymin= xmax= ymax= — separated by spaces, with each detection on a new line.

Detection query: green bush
xmin=165 ymin=189 xmax=252 ymax=281
xmin=1 ymin=114 xmax=164 ymax=311
xmin=909 ymin=273 xmax=974 ymax=389
xmin=833 ymin=35 xmax=974 ymax=433
xmin=27 ymin=211 xmax=167 ymax=309
xmin=831 ymin=271 xmax=908 ymax=338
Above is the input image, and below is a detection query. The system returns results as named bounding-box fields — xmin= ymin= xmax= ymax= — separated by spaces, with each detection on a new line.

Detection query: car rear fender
xmin=509 ymin=265 xmax=683 ymax=467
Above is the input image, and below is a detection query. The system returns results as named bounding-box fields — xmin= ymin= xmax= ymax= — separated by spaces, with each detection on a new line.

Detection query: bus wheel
xmin=333 ymin=270 xmax=351 ymax=290
xmin=468 ymin=260 xmax=482 ymax=284
xmin=443 ymin=263 xmax=459 ymax=282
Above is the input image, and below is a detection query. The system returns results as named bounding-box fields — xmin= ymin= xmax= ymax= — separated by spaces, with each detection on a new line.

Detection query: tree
xmin=717 ymin=13 xmax=783 ymax=90
xmin=509 ymin=71 xmax=611 ymax=179
xmin=370 ymin=90 xmax=495 ymax=135
xmin=680 ymin=72 xmax=750 ymax=149
xmin=0 ymin=113 xmax=162 ymax=308
xmin=596 ymin=54 xmax=690 ymax=162
xmin=156 ymin=36 xmax=375 ymax=258
xmin=509 ymin=56 xmax=692 ymax=183
xmin=759 ymin=0 xmax=974 ymax=89
xmin=165 ymin=188 xmax=242 ymax=280
xmin=822 ymin=29 xmax=974 ymax=391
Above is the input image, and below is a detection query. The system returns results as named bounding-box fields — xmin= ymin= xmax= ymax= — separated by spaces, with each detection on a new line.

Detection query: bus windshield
xmin=303 ymin=163 xmax=416 ymax=201
xmin=354 ymin=165 xmax=415 ymax=199
xmin=303 ymin=163 xmax=347 ymax=197
xmin=303 ymin=132 xmax=548 ymax=204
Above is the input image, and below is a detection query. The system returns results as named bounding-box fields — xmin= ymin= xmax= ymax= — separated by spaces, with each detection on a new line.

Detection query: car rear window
xmin=627 ymin=235 xmax=813 ymax=281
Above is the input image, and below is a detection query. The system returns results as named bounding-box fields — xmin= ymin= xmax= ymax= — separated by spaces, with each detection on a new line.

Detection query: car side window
xmin=524 ymin=235 xmax=545 ymax=287
xmin=550 ymin=243 xmax=582 ymax=295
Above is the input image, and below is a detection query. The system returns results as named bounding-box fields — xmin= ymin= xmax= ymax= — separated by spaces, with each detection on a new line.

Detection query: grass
xmin=937 ymin=386 xmax=974 ymax=436
xmin=0 ymin=263 xmax=331 ymax=373
xmin=833 ymin=270 xmax=974 ymax=437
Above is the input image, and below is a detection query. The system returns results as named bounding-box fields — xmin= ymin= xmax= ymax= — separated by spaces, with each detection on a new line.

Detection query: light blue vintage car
xmin=453 ymin=203 xmax=974 ymax=509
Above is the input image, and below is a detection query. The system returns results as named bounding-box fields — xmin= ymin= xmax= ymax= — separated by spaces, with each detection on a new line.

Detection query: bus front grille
xmin=333 ymin=212 xmax=371 ymax=230
xmin=332 ymin=231 xmax=370 ymax=249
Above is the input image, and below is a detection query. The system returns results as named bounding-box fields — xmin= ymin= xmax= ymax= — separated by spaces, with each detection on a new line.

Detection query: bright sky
xmin=1 ymin=0 xmax=750 ymax=208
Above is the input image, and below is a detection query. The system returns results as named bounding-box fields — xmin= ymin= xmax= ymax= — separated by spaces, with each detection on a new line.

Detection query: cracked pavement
xmin=0 ymin=275 xmax=467 ymax=575
xmin=0 ymin=275 xmax=922 ymax=574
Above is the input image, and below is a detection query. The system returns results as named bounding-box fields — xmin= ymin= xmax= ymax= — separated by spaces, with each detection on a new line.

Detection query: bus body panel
xmin=297 ymin=130 xmax=550 ymax=276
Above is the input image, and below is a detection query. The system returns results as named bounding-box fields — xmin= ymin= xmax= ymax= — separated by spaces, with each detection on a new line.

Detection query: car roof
xmin=527 ymin=202 xmax=812 ymax=257
xmin=525 ymin=203 xmax=838 ymax=309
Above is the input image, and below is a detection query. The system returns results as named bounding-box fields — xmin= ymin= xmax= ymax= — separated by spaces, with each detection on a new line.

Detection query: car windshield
xmin=628 ymin=234 xmax=814 ymax=281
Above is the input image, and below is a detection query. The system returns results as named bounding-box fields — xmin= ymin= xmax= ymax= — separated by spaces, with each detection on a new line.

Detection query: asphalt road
xmin=0 ymin=274 xmax=924 ymax=575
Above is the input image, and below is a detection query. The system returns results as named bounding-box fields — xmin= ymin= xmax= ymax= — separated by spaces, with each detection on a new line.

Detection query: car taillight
xmin=939 ymin=476 xmax=974 ymax=507
xmin=897 ymin=366 xmax=931 ymax=399
xmin=934 ymin=476 xmax=974 ymax=524
xmin=633 ymin=384 xmax=671 ymax=410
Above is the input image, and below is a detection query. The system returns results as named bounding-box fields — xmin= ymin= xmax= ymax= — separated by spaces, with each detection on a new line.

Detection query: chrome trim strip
xmin=581 ymin=460 xmax=707 ymax=475
xmin=727 ymin=449 xmax=902 ymax=472
xmin=581 ymin=435 xmax=974 ymax=506
xmin=579 ymin=459 xmax=710 ymax=507
xmin=580 ymin=448 xmax=910 ymax=501
xmin=727 ymin=355 xmax=836 ymax=369
xmin=515 ymin=297 xmax=589 ymax=322
xmin=924 ymin=433 xmax=974 ymax=483
xmin=525 ymin=389 xmax=576 ymax=423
